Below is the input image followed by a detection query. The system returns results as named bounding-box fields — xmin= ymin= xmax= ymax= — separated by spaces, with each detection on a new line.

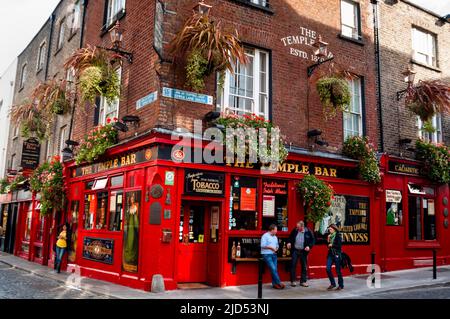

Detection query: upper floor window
xmin=248 ymin=0 xmax=268 ymax=7
xmin=343 ymin=77 xmax=363 ymax=140
xmin=70 ymin=0 xmax=81 ymax=34
xmin=10 ymin=154 xmax=16 ymax=170
xmin=412 ymin=27 xmax=437 ymax=67
xmin=340 ymin=0 xmax=361 ymax=40
xmin=57 ymin=18 xmax=66 ymax=50
xmin=417 ymin=114 xmax=442 ymax=143
xmin=59 ymin=126 xmax=68 ymax=159
xmin=106 ymin=0 xmax=126 ymax=27
xmin=217 ymin=47 xmax=270 ymax=119
xmin=99 ymin=67 xmax=122 ymax=125
xmin=19 ymin=63 xmax=27 ymax=89
xmin=37 ymin=42 xmax=46 ymax=71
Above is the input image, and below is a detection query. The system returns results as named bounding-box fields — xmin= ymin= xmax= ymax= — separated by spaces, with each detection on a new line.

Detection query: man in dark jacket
xmin=287 ymin=221 xmax=315 ymax=287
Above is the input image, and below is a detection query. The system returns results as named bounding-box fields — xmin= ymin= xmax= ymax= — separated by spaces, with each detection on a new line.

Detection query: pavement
xmin=1 ymin=251 xmax=450 ymax=299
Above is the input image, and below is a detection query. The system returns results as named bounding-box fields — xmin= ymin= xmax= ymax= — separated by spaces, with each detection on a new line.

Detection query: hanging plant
xmin=75 ymin=120 xmax=119 ymax=165
xmin=405 ymin=80 xmax=450 ymax=121
xmin=169 ymin=13 xmax=248 ymax=91
xmin=316 ymin=76 xmax=351 ymax=119
xmin=30 ymin=156 xmax=65 ymax=216
xmin=415 ymin=139 xmax=450 ymax=184
xmin=297 ymin=175 xmax=334 ymax=223
xmin=342 ymin=136 xmax=381 ymax=184
xmin=10 ymin=101 xmax=50 ymax=142
xmin=0 ymin=178 xmax=10 ymax=194
xmin=8 ymin=175 xmax=27 ymax=193
xmin=215 ymin=113 xmax=288 ymax=164
xmin=65 ymin=45 xmax=121 ymax=104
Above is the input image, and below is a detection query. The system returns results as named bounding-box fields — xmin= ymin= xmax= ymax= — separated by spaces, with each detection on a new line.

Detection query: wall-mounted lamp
xmin=436 ymin=14 xmax=450 ymax=26
xmin=204 ymin=111 xmax=221 ymax=122
xmin=62 ymin=139 xmax=80 ymax=161
xmin=193 ymin=0 xmax=212 ymax=15
xmin=396 ymin=66 xmax=416 ymax=101
xmin=307 ymin=129 xmax=329 ymax=147
xmin=98 ymin=21 xmax=133 ymax=63
xmin=113 ymin=121 xmax=129 ymax=132
xmin=122 ymin=115 xmax=140 ymax=128
xmin=307 ymin=35 xmax=334 ymax=77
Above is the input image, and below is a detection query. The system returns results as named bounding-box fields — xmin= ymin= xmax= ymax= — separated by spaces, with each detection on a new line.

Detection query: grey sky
xmin=1 ymin=0 xmax=449 ymax=76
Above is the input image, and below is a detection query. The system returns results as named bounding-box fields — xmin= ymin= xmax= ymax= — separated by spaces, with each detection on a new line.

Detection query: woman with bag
xmin=326 ymin=224 xmax=344 ymax=290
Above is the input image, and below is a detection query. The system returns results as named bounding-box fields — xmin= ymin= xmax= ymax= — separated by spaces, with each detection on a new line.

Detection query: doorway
xmin=4 ymin=203 xmax=18 ymax=254
xmin=177 ymin=202 xmax=221 ymax=286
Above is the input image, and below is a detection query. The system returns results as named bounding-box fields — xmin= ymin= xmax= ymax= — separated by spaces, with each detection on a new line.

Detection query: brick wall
xmin=73 ymin=0 xmax=379 ymax=155
xmin=378 ymin=0 xmax=450 ymax=158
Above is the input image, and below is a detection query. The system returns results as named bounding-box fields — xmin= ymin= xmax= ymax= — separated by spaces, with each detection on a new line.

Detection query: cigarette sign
xmin=386 ymin=190 xmax=402 ymax=203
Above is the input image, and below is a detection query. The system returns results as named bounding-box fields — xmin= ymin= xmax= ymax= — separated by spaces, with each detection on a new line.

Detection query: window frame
xmin=57 ymin=18 xmax=66 ymax=51
xmin=36 ymin=42 xmax=46 ymax=72
xmin=217 ymin=46 xmax=271 ymax=120
xmin=98 ymin=66 xmax=122 ymax=125
xmin=340 ymin=0 xmax=361 ymax=41
xmin=343 ymin=77 xmax=364 ymax=140
xmin=407 ymin=185 xmax=437 ymax=242
xmin=59 ymin=126 xmax=68 ymax=159
xmin=417 ymin=113 xmax=442 ymax=143
xmin=19 ymin=63 xmax=27 ymax=89
xmin=105 ymin=0 xmax=126 ymax=29
xmin=69 ymin=0 xmax=82 ymax=36
xmin=411 ymin=26 xmax=437 ymax=68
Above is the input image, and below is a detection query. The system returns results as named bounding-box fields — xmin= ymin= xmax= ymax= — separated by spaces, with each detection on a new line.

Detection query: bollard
xmin=371 ymin=252 xmax=376 ymax=285
xmin=258 ymin=258 xmax=263 ymax=299
xmin=433 ymin=249 xmax=437 ymax=280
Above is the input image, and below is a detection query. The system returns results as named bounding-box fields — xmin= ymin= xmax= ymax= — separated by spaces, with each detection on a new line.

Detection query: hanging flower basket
xmin=75 ymin=121 xmax=119 ymax=165
xmin=405 ymin=80 xmax=450 ymax=122
xmin=30 ymin=156 xmax=65 ymax=216
xmin=415 ymin=139 xmax=450 ymax=184
xmin=297 ymin=175 xmax=334 ymax=223
xmin=169 ymin=13 xmax=248 ymax=91
xmin=316 ymin=76 xmax=351 ymax=119
xmin=342 ymin=136 xmax=381 ymax=184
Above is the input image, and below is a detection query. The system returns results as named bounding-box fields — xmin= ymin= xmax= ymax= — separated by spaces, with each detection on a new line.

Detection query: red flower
xmin=107 ymin=118 xmax=111 ymax=124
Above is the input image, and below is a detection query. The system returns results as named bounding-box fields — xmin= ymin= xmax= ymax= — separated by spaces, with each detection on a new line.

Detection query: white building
xmin=0 ymin=60 xmax=17 ymax=178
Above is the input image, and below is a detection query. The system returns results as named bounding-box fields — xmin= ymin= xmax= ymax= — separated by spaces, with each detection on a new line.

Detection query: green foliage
xmin=8 ymin=175 xmax=27 ymax=193
xmin=343 ymin=136 xmax=381 ymax=184
xmin=420 ymin=119 xmax=436 ymax=134
xmin=185 ymin=49 xmax=209 ymax=91
xmin=20 ymin=117 xmax=49 ymax=141
xmin=79 ymin=66 xmax=121 ymax=105
xmin=215 ymin=113 xmax=288 ymax=164
xmin=316 ymin=76 xmax=351 ymax=119
xmin=0 ymin=178 xmax=10 ymax=194
xmin=30 ymin=156 xmax=65 ymax=216
xmin=75 ymin=123 xmax=118 ymax=165
xmin=415 ymin=139 xmax=450 ymax=184
xmin=297 ymin=175 xmax=334 ymax=223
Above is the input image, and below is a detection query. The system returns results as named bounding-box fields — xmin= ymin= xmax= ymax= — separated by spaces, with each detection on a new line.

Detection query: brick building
xmin=1 ymin=0 xmax=85 ymax=264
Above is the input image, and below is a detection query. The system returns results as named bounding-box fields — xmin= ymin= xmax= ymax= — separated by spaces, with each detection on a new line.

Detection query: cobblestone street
xmin=0 ymin=263 xmax=109 ymax=299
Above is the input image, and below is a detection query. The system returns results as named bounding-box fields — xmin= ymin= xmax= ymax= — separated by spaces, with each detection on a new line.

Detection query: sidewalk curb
xmin=0 ymin=259 xmax=119 ymax=299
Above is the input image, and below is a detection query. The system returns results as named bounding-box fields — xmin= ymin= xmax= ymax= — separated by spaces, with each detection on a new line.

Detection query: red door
xmin=178 ymin=203 xmax=208 ymax=283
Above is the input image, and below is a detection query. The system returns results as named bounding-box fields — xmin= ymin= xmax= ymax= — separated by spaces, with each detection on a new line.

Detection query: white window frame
xmin=19 ymin=63 xmax=27 ymax=89
xmin=217 ymin=47 xmax=270 ymax=119
xmin=249 ymin=0 xmax=268 ymax=7
xmin=70 ymin=0 xmax=81 ymax=34
xmin=106 ymin=0 xmax=126 ymax=27
xmin=59 ymin=126 xmax=68 ymax=160
xmin=10 ymin=154 xmax=16 ymax=170
xmin=99 ymin=67 xmax=122 ymax=125
xmin=57 ymin=19 xmax=66 ymax=50
xmin=340 ymin=0 xmax=361 ymax=40
xmin=37 ymin=42 xmax=46 ymax=71
xmin=417 ymin=114 xmax=442 ymax=143
xmin=343 ymin=77 xmax=363 ymax=140
xmin=412 ymin=27 xmax=437 ymax=67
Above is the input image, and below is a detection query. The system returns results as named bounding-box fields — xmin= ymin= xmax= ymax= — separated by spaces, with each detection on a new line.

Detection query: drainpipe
xmin=45 ymin=14 xmax=56 ymax=81
xmin=371 ymin=0 xmax=384 ymax=153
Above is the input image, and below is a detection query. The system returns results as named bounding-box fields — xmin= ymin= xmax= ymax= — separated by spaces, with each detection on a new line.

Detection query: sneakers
xmin=336 ymin=287 xmax=344 ymax=291
xmin=273 ymin=283 xmax=286 ymax=289
xmin=290 ymin=282 xmax=297 ymax=287
xmin=300 ymin=282 xmax=309 ymax=287
xmin=327 ymin=285 xmax=336 ymax=290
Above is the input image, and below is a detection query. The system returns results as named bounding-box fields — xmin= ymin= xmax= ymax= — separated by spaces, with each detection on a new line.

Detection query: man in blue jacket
xmin=287 ymin=221 xmax=315 ymax=287
xmin=261 ymin=224 xmax=285 ymax=289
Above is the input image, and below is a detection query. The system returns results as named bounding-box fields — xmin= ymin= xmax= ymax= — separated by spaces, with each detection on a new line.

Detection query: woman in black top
xmin=326 ymin=224 xmax=344 ymax=290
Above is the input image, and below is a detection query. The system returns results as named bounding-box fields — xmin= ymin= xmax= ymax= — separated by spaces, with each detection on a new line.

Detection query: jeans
xmin=291 ymin=249 xmax=309 ymax=283
xmin=326 ymin=252 xmax=344 ymax=288
xmin=55 ymin=246 xmax=66 ymax=273
xmin=262 ymin=254 xmax=282 ymax=286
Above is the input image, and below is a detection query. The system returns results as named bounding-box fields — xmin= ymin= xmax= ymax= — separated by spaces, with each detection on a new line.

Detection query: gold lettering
xmin=330 ymin=168 xmax=337 ymax=177
xmin=278 ymin=163 xmax=287 ymax=172
xmin=315 ymin=167 xmax=322 ymax=176
xmin=287 ymin=164 xmax=295 ymax=173
xmin=302 ymin=165 xmax=310 ymax=174
xmin=121 ymin=157 xmax=126 ymax=166
xmin=130 ymin=154 xmax=136 ymax=164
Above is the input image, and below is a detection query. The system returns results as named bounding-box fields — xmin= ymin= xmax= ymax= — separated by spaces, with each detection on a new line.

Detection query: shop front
xmin=64 ymin=132 xmax=380 ymax=290
xmin=379 ymin=155 xmax=450 ymax=272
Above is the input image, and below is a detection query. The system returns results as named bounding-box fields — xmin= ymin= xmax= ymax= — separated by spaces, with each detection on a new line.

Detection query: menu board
xmin=240 ymin=187 xmax=257 ymax=211
xmin=262 ymin=195 xmax=275 ymax=217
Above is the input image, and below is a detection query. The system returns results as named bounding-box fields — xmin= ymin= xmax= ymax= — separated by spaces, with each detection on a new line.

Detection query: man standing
xmin=287 ymin=221 xmax=315 ymax=287
xmin=261 ymin=224 xmax=285 ymax=289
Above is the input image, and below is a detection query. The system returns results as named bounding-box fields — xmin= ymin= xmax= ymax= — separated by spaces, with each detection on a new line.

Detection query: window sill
xmin=338 ymin=34 xmax=364 ymax=46
xmin=410 ymin=59 xmax=441 ymax=72
xmin=68 ymin=30 xmax=78 ymax=43
xmin=18 ymin=86 xmax=24 ymax=93
xmin=101 ymin=10 xmax=126 ymax=37
xmin=54 ymin=47 xmax=63 ymax=56
xmin=229 ymin=0 xmax=274 ymax=15
xmin=36 ymin=68 xmax=43 ymax=75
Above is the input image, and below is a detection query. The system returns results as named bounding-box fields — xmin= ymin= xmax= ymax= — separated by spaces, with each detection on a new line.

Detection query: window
xmin=57 ymin=19 xmax=66 ymax=50
xmin=412 ymin=27 xmax=437 ymax=67
xmin=99 ymin=67 xmax=121 ymax=125
xmin=417 ymin=114 xmax=442 ymax=143
xmin=340 ymin=0 xmax=361 ymax=40
xmin=70 ymin=0 xmax=81 ymax=34
xmin=106 ymin=0 xmax=126 ymax=27
xmin=343 ymin=77 xmax=363 ymax=140
xmin=262 ymin=180 xmax=288 ymax=231
xmin=37 ymin=42 xmax=46 ymax=71
xmin=46 ymin=139 xmax=52 ymax=161
xmin=19 ymin=64 xmax=27 ymax=89
xmin=408 ymin=184 xmax=436 ymax=241
xmin=10 ymin=154 xmax=16 ymax=170
xmin=217 ymin=47 xmax=270 ymax=119
xmin=248 ymin=0 xmax=268 ymax=7
xmin=229 ymin=176 xmax=258 ymax=230
xmin=59 ymin=126 xmax=67 ymax=158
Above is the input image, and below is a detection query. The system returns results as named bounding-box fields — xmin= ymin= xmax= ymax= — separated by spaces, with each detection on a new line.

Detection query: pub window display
xmin=96 ymin=192 xmax=108 ymax=230
xmin=230 ymin=176 xmax=258 ymax=231
xmin=262 ymin=180 xmax=288 ymax=232
xmin=408 ymin=184 xmax=436 ymax=241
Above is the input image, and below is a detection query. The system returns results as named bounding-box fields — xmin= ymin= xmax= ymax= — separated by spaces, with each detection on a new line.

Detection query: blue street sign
xmin=162 ymin=87 xmax=213 ymax=105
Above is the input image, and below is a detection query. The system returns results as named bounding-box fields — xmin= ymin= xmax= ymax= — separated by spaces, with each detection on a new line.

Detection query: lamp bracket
xmin=307 ymin=56 xmax=334 ymax=77
xmin=96 ymin=46 xmax=133 ymax=64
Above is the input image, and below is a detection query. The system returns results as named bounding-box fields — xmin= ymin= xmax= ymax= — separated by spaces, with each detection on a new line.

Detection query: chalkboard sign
xmin=228 ymin=236 xmax=291 ymax=262
xmin=21 ymin=138 xmax=40 ymax=169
